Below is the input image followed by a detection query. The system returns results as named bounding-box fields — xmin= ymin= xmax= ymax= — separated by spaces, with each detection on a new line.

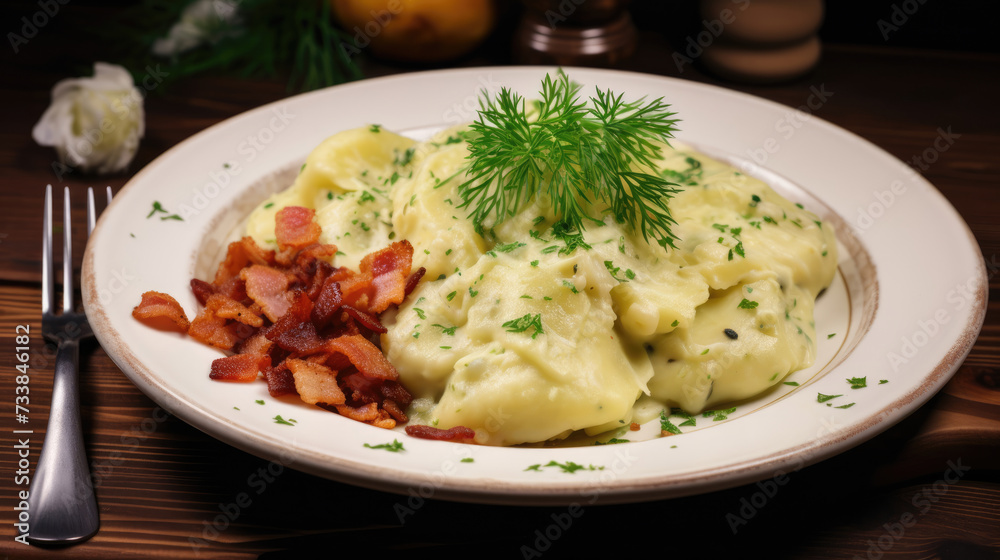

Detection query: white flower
xmin=32 ymin=62 xmax=145 ymax=175
xmin=152 ymin=0 xmax=241 ymax=58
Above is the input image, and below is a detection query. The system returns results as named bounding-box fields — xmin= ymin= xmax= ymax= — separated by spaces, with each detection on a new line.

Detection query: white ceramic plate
xmin=84 ymin=67 xmax=987 ymax=505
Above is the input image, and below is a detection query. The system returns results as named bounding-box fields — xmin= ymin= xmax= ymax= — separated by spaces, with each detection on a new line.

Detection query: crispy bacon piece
xmin=311 ymin=277 xmax=343 ymax=328
xmin=187 ymin=296 xmax=243 ymax=350
xmin=136 ymin=205 xmax=421 ymax=432
xmin=211 ymin=294 xmax=264 ymax=328
xmin=323 ymin=335 xmax=397 ymax=380
xmin=335 ymin=402 xmax=380 ymax=422
xmin=341 ymin=304 xmax=386 ymax=334
xmin=235 ymin=331 xmax=273 ymax=356
xmin=132 ymin=291 xmax=190 ymax=331
xmin=275 ymin=206 xmax=322 ymax=251
xmin=405 ymin=425 xmax=477 ymax=442
xmin=241 ymin=264 xmax=291 ymax=321
xmin=265 ymin=362 xmax=297 ymax=397
xmin=190 ymin=279 xmax=215 ymax=306
xmin=382 ymin=399 xmax=408 ymax=423
xmin=404 ymin=267 xmax=426 ymax=296
xmin=215 ymin=237 xmax=275 ymax=286
xmin=334 ymin=403 xmax=396 ymax=429
xmin=287 ymin=359 xmax=345 ymax=405
xmin=360 ymin=240 xmax=414 ymax=313
xmin=210 ymin=353 xmax=270 ymax=382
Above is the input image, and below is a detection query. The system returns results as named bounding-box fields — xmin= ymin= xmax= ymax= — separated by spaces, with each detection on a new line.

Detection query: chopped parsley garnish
xmin=446 ymin=291 xmax=457 ymax=301
xmin=494 ymin=241 xmax=526 ymax=253
xmin=817 ymin=393 xmax=841 ymax=403
xmin=604 ymin=260 xmax=631 ymax=283
xmin=525 ymin=461 xmax=602 ymax=473
xmin=273 ymin=415 xmax=296 ymax=426
xmin=835 ymin=403 xmax=856 ymax=409
xmin=847 ymin=376 xmax=867 ymax=389
xmin=369 ymin=124 xmax=381 ymax=133
xmin=147 ymin=201 xmax=168 ymax=218
xmin=738 ymin=298 xmax=759 ymax=310
xmin=413 ymin=308 xmax=426 ymax=320
xmin=659 ymin=410 xmax=682 ymax=435
xmin=783 ymin=381 xmax=800 ymax=386
xmin=364 ymin=439 xmax=405 ymax=452
xmin=432 ymin=324 xmax=458 ymax=335
xmin=703 ymin=407 xmax=736 ymax=421
xmin=594 ymin=438 xmax=630 ymax=445
xmin=879 ymin=379 xmax=889 ymax=385
xmin=562 ymin=280 xmax=579 ymax=294
xmin=548 ymin=460 xmax=602 ymax=473
xmin=502 ymin=313 xmax=544 ymax=339
xmin=394 ymin=147 xmax=416 ymax=167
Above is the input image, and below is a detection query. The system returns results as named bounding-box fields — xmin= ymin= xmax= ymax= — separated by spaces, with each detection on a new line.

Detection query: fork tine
xmin=106 ymin=185 xmax=113 ymax=206
xmin=87 ymin=187 xmax=96 ymax=236
xmin=63 ymin=187 xmax=73 ymax=313
xmin=42 ymin=184 xmax=54 ymax=316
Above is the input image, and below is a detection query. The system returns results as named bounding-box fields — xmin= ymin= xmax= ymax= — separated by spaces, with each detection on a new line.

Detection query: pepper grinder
xmin=514 ymin=0 xmax=636 ymax=67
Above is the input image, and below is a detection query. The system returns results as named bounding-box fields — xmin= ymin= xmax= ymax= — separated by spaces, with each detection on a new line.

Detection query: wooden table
xmin=2 ymin=8 xmax=999 ymax=559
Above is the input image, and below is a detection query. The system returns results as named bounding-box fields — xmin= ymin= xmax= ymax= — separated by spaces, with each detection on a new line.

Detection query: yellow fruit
xmin=332 ymin=0 xmax=495 ymax=63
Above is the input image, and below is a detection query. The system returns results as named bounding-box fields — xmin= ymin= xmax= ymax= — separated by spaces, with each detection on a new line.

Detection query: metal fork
xmin=27 ymin=185 xmax=111 ymax=545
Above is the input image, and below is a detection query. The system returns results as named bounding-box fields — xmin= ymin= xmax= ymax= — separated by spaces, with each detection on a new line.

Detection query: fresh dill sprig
xmin=457 ymin=71 xmax=683 ymax=249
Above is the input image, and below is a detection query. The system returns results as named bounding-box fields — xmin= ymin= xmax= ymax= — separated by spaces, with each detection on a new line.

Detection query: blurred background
xmin=3 ymin=0 xmax=995 ymax=94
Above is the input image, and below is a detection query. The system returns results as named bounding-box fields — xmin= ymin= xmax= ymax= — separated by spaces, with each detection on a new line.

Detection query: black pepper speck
xmin=724 ymin=328 xmax=738 ymax=340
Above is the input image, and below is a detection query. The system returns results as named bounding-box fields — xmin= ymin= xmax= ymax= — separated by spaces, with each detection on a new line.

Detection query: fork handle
xmin=27 ymin=338 xmax=100 ymax=544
